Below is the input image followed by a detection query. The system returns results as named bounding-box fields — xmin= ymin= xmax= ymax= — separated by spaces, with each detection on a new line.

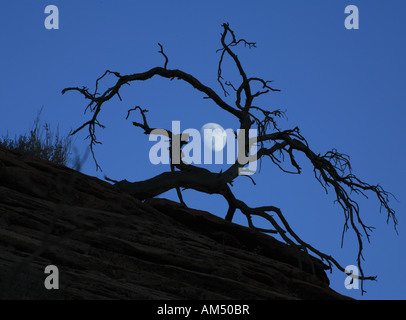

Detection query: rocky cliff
xmin=0 ymin=145 xmax=349 ymax=299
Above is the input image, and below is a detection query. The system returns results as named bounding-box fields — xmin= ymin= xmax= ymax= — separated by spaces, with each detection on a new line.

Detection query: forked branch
xmin=63 ymin=23 xmax=397 ymax=294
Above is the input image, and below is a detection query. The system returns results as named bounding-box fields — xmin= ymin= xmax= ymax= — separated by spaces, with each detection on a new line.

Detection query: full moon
xmin=201 ymin=123 xmax=227 ymax=152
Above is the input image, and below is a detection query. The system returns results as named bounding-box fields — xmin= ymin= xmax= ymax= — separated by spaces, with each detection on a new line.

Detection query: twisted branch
xmin=63 ymin=23 xmax=397 ymax=295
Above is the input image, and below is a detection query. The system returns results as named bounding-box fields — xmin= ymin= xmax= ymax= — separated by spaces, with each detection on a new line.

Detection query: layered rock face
xmin=0 ymin=146 xmax=349 ymax=299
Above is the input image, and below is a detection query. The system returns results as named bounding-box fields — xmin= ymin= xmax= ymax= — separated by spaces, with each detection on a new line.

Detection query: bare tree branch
xmin=63 ymin=23 xmax=397 ymax=295
xmin=157 ymin=43 xmax=169 ymax=69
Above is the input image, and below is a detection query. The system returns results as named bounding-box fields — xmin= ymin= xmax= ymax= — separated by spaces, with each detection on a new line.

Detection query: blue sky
xmin=1 ymin=1 xmax=405 ymax=299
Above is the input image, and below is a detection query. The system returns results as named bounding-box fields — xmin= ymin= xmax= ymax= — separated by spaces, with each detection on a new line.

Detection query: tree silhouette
xmin=62 ymin=23 xmax=397 ymax=294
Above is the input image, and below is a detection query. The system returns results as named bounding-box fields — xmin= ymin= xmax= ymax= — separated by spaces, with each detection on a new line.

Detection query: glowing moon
xmin=201 ymin=123 xmax=227 ymax=152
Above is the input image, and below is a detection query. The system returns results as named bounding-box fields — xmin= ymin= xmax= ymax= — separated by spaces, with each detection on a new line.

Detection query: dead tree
xmin=62 ymin=23 xmax=397 ymax=294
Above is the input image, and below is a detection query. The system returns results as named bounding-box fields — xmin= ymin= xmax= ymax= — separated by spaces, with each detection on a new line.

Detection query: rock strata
xmin=0 ymin=146 xmax=350 ymax=299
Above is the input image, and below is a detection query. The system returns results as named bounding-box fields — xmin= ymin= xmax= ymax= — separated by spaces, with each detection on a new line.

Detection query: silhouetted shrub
xmin=0 ymin=109 xmax=72 ymax=166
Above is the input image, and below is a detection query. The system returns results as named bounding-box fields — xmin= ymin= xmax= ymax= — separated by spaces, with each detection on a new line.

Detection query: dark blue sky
xmin=1 ymin=1 xmax=405 ymax=299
